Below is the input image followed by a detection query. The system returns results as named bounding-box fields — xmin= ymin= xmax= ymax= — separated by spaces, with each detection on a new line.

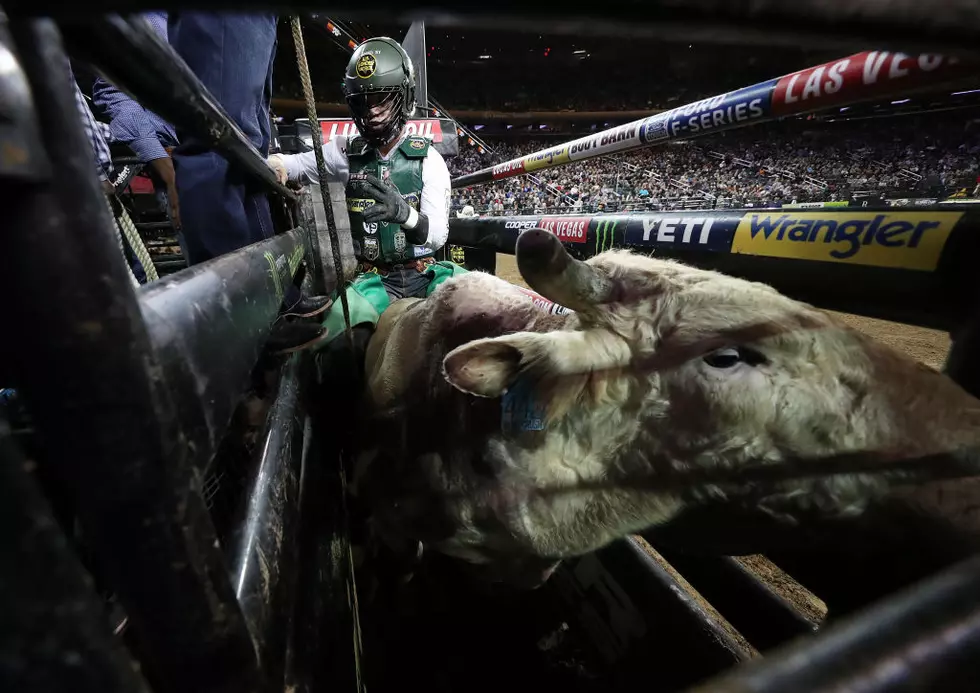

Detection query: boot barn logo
xmin=318 ymin=119 xmax=445 ymax=142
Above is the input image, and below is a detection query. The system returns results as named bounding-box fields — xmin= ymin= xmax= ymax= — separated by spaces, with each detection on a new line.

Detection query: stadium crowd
xmin=449 ymin=115 xmax=980 ymax=215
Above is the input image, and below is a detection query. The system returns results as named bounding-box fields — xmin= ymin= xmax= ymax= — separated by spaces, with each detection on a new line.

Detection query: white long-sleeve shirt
xmin=280 ymin=132 xmax=452 ymax=255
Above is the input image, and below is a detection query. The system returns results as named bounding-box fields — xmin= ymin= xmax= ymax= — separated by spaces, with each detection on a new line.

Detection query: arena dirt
xmin=492 ymin=252 xmax=953 ymax=631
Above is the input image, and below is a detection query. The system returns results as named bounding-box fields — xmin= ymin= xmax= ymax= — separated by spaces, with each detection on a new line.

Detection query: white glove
xmin=267 ymin=154 xmax=288 ymax=186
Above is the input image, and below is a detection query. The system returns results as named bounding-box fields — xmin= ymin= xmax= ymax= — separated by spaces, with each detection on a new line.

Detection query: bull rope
xmin=290 ymin=16 xmax=353 ymax=345
xmin=102 ymin=192 xmax=141 ymax=289
xmin=113 ymin=196 xmax=159 ymax=283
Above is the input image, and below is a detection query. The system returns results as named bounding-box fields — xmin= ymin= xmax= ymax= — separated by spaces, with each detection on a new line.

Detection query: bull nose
xmin=516 ymin=228 xmax=569 ymax=276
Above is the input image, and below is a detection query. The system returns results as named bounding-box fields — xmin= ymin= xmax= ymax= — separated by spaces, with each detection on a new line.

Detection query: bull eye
xmin=703 ymin=346 xmax=767 ymax=369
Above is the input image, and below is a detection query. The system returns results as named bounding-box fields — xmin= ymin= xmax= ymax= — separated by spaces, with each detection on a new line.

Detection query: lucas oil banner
xmin=293 ymin=117 xmax=459 ymax=158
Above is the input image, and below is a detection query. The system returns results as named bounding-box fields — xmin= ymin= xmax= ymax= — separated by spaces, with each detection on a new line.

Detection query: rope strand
xmin=290 ymin=16 xmax=353 ymax=344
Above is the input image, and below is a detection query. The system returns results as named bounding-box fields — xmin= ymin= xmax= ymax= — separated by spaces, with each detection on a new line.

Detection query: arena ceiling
xmin=279 ymin=17 xmax=980 ymax=119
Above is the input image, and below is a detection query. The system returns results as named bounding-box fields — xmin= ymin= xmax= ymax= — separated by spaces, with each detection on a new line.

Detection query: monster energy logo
xmin=594 ymin=217 xmax=621 ymax=254
xmin=288 ymin=244 xmax=305 ymax=275
xmin=264 ymin=245 xmax=306 ymax=303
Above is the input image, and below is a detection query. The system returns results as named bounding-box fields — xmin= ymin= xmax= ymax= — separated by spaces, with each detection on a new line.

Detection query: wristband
xmin=403 ymin=205 xmax=420 ymax=229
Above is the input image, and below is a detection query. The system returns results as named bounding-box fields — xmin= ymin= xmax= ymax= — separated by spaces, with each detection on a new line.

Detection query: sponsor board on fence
xmin=623 ymin=215 xmax=740 ymax=252
xmin=640 ymin=79 xmax=777 ymax=144
xmin=538 ymin=216 xmax=590 ymax=243
xmin=593 ymin=217 xmax=627 ymax=253
xmin=503 ymin=218 xmax=541 ymax=231
xmin=771 ymin=52 xmax=959 ymax=116
xmin=318 ymin=118 xmax=445 ymax=142
xmin=515 ymin=286 xmax=574 ymax=315
xmin=730 ymin=211 xmax=963 ymax=270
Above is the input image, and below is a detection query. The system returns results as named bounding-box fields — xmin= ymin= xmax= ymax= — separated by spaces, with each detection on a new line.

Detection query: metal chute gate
xmin=2 ymin=3 xmax=980 ymax=693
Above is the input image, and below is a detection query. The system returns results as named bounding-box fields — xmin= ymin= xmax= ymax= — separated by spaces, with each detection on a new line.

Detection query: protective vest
xmin=346 ymin=134 xmax=430 ymax=265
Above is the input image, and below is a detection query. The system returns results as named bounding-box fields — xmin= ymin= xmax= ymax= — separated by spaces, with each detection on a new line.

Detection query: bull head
xmin=438 ymin=230 xmax=980 ymax=563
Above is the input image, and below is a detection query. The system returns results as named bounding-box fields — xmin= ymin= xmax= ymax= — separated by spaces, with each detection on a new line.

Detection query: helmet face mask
xmin=343 ymin=37 xmax=417 ymax=148
xmin=347 ymin=90 xmax=404 ymax=146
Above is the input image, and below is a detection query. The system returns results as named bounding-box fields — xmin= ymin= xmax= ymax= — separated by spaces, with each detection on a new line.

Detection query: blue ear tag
xmin=501 ymin=377 xmax=546 ymax=434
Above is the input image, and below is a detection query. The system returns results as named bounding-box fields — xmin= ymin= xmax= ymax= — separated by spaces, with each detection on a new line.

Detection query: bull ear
xmin=443 ymin=328 xmax=632 ymax=397
xmin=442 ymin=335 xmax=535 ymax=397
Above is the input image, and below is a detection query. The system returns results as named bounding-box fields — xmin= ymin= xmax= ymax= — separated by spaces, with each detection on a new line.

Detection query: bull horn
xmin=516 ymin=229 xmax=614 ymax=311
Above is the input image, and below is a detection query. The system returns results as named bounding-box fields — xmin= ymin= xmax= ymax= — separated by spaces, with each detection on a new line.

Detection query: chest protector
xmin=346 ymin=135 xmax=430 ymax=265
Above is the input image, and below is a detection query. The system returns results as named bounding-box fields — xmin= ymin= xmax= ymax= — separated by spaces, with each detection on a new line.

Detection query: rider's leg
xmin=380 ymin=267 xmax=433 ymax=300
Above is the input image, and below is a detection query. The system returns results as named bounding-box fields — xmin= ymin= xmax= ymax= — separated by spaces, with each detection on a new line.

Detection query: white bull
xmin=352 ymin=228 xmax=980 ymax=587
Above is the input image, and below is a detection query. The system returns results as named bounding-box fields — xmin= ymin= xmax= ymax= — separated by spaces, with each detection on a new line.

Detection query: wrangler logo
xmin=731 ymin=211 xmax=962 ymax=271
xmin=347 ymin=197 xmax=374 ymax=213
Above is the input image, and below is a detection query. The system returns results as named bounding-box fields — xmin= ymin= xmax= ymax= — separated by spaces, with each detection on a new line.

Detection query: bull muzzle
xmin=516 ymin=229 xmax=614 ymax=311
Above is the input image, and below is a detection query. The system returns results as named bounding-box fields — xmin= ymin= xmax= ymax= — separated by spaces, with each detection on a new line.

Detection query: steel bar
xmin=59 ymin=14 xmax=295 ymax=201
xmin=652 ymin=549 xmax=818 ymax=652
xmin=555 ymin=538 xmax=753 ymax=691
xmin=0 ymin=419 xmax=151 ymax=693
xmin=2 ymin=18 xmax=260 ymax=693
xmin=0 ymin=21 xmax=49 ymax=183
xmin=139 ymin=228 xmax=307 ymax=472
xmin=685 ymin=554 xmax=980 ymax=692
xmin=228 ymin=354 xmax=308 ymax=689
xmin=5 ymin=1 xmax=980 ymax=55
xmin=453 ymin=51 xmax=979 ymax=188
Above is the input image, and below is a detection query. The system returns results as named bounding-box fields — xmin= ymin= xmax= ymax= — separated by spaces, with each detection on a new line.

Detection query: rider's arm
xmin=277 ymin=137 xmax=350 ymax=186
xmin=415 ymin=146 xmax=452 ymax=253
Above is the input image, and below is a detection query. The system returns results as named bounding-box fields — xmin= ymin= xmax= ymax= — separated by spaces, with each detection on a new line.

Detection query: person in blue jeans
xmin=168 ymin=12 xmax=329 ymax=347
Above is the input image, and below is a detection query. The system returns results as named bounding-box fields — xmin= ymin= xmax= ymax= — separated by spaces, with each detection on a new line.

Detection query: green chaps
xmin=318 ymin=260 xmax=469 ymax=347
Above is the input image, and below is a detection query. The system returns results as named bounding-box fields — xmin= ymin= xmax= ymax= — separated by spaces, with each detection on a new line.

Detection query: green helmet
xmin=343 ymin=37 xmax=416 ymax=147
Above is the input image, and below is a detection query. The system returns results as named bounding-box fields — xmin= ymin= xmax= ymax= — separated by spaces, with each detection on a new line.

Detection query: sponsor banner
xmin=492 ymin=158 xmax=527 ymax=179
xmin=503 ymin=218 xmax=540 ymax=231
xmin=640 ymin=79 xmax=777 ymax=144
xmin=781 ymin=201 xmax=850 ymax=208
xmin=522 ymin=145 xmax=571 ymax=173
xmin=490 ymin=123 xmax=641 ymax=181
xmin=539 ymin=216 xmax=590 ymax=244
xmin=593 ymin=216 xmax=628 ymax=254
xmin=888 ymin=198 xmax=939 ymax=207
xmin=515 ymin=286 xmax=574 ymax=316
xmin=566 ymin=123 xmax=642 ymax=162
xmin=772 ymin=52 xmax=961 ymax=116
xmin=731 ymin=211 xmax=963 ymax=271
xmin=318 ymin=118 xmax=445 ymax=143
xmin=623 ymin=214 xmax=740 ymax=252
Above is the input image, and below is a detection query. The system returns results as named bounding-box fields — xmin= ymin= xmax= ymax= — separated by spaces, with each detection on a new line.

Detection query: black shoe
xmin=266 ymin=320 xmax=330 ymax=355
xmin=281 ymin=294 xmax=332 ymax=320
